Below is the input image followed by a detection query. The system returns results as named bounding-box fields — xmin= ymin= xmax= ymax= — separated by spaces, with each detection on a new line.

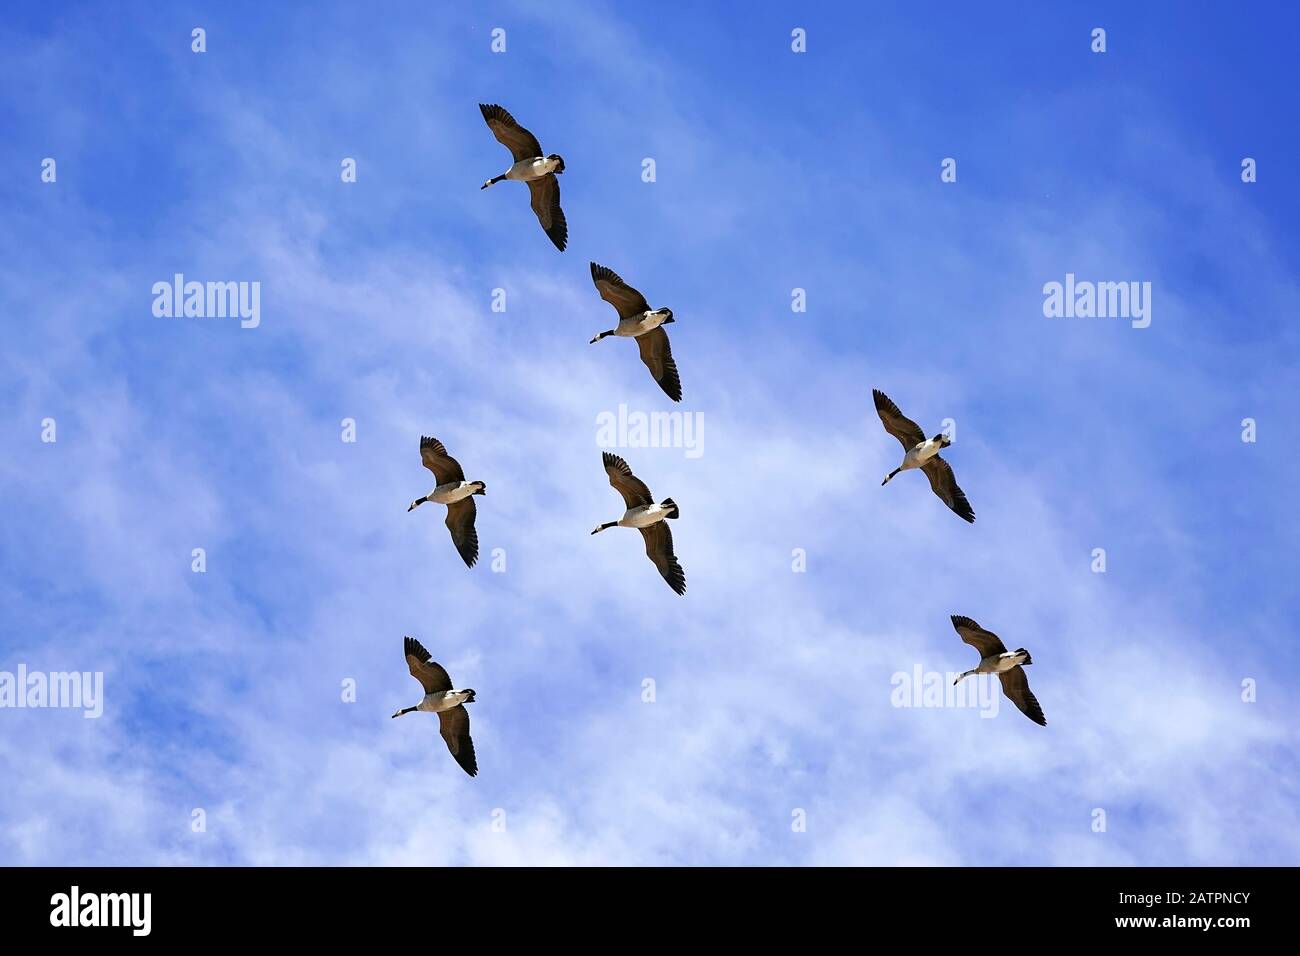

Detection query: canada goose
xmin=873 ymin=388 xmax=975 ymax=523
xmin=392 ymin=636 xmax=478 ymax=776
xmin=478 ymin=103 xmax=567 ymax=251
xmin=408 ymin=436 xmax=485 ymax=568
xmin=950 ymin=615 xmax=1045 ymax=726
xmin=589 ymin=262 xmax=682 ymax=402
xmin=591 ymin=451 xmax=685 ymax=595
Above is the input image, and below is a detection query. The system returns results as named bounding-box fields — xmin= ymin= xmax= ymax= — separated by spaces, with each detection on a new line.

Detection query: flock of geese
xmin=395 ymin=103 xmax=1046 ymax=777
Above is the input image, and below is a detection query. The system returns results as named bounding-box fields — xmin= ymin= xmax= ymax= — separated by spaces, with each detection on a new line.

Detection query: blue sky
xmin=1 ymin=1 xmax=1298 ymax=865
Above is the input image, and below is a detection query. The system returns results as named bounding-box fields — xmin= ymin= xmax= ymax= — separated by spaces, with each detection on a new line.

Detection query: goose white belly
xmin=980 ymin=652 xmax=1028 ymax=674
xmin=616 ymin=311 xmax=666 ymax=337
xmin=903 ymin=437 xmax=944 ymax=469
xmin=620 ymin=503 xmax=670 ymax=528
xmin=417 ymin=689 xmax=472 ymax=713
xmin=431 ymin=481 xmax=477 ymax=504
xmin=505 ymin=156 xmax=558 ymax=182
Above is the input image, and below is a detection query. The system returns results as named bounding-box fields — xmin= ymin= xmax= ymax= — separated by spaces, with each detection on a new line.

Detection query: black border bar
xmin=0 ymin=866 xmax=1283 ymax=940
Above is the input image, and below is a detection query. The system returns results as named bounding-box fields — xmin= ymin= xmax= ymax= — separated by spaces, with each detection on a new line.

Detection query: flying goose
xmin=591 ymin=451 xmax=685 ymax=595
xmin=478 ymin=103 xmax=567 ymax=251
xmin=950 ymin=615 xmax=1045 ymax=726
xmin=873 ymin=388 xmax=975 ymax=523
xmin=589 ymin=262 xmax=682 ymax=402
xmin=392 ymin=636 xmax=478 ymax=776
xmin=408 ymin=436 xmax=486 ymax=568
